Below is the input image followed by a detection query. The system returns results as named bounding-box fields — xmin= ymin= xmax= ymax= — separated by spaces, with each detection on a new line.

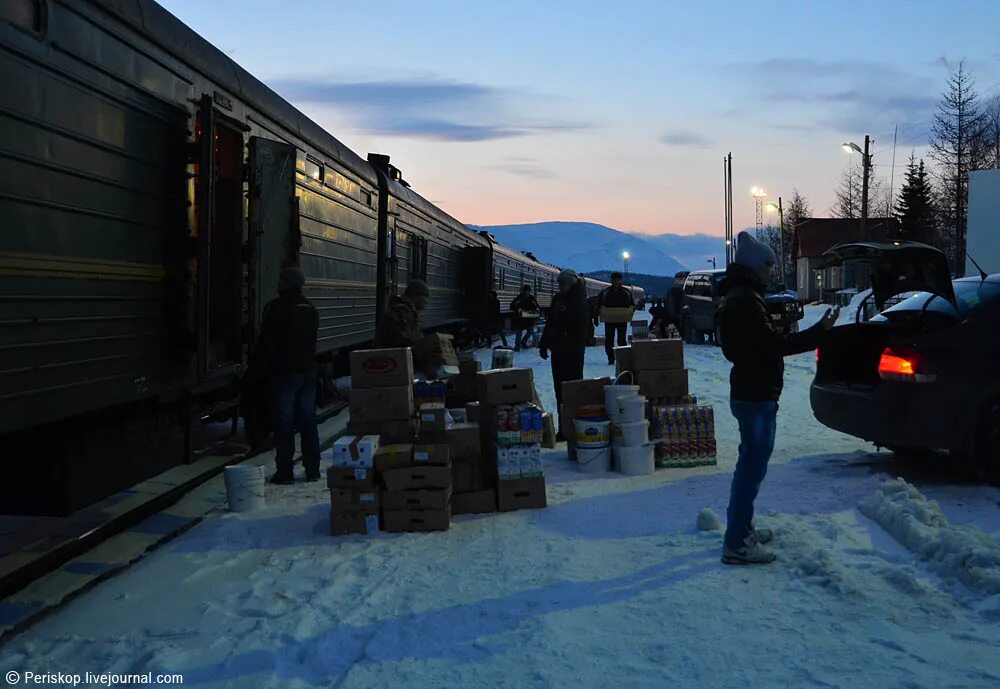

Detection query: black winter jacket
xmin=254 ymin=289 xmax=319 ymax=375
xmin=510 ymin=294 xmax=540 ymax=328
xmin=718 ymin=264 xmax=824 ymax=401
xmin=599 ymin=284 xmax=634 ymax=308
xmin=539 ymin=279 xmax=589 ymax=354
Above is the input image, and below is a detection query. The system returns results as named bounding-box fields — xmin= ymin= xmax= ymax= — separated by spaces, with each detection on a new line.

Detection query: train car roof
xmin=93 ymin=0 xmax=378 ymax=184
xmin=382 ymin=175 xmax=488 ymax=246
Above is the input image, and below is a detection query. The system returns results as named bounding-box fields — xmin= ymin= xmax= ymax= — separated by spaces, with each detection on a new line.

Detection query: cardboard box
xmin=466 ymin=401 xmax=481 ymax=423
xmin=451 ymin=459 xmax=485 ymax=493
xmin=498 ymin=476 xmax=547 ymax=512
xmin=418 ymin=407 xmax=448 ymax=435
xmin=382 ymin=486 xmax=452 ymax=512
xmin=327 ymin=466 xmax=375 ymax=489
xmin=412 ymin=444 xmax=451 ymax=467
xmin=445 ymin=374 xmax=480 ymax=407
xmin=631 ymin=339 xmax=684 ymax=371
xmin=416 ymin=333 xmax=460 ymax=374
xmin=600 ymin=306 xmax=635 ymax=323
xmin=381 ymin=465 xmax=452 ymax=491
xmin=382 ymin=508 xmax=450 ymax=533
xmin=373 ymin=443 xmax=413 ymax=473
xmin=452 ymin=489 xmax=497 ymax=515
xmin=637 ymin=369 xmax=689 ymax=398
xmin=614 ymin=346 xmax=634 ymax=376
xmin=477 ymin=368 xmax=535 ymax=405
xmin=346 ymin=418 xmax=418 ymax=444
xmin=349 ymin=386 xmax=414 ymax=423
xmin=350 ymin=347 xmax=414 ymax=389
xmin=542 ymin=413 xmax=556 ymax=449
xmin=332 ymin=435 xmax=380 ymax=468
xmin=445 ymin=423 xmax=482 ymax=461
xmin=330 ymin=511 xmax=380 ymax=536
xmin=330 ymin=487 xmax=380 ymax=516
xmin=459 ymin=359 xmax=482 ymax=375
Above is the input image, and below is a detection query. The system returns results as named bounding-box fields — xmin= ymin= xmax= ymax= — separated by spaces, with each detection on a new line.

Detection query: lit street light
xmin=842 ymin=135 xmax=873 ymax=240
xmin=622 ymin=251 xmax=630 ymax=282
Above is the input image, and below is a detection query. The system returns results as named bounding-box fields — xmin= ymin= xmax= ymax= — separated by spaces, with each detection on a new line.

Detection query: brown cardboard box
xmin=350 ymin=348 xmax=414 ymax=389
xmin=382 ymin=508 xmax=450 ymax=533
xmin=349 ymin=386 xmax=414 ymax=422
xmin=498 ymin=476 xmax=547 ymax=512
xmin=459 ymin=359 xmax=482 ymax=375
xmin=542 ymin=413 xmax=556 ymax=449
xmin=382 ymin=486 xmax=452 ymax=512
xmin=327 ymin=466 xmax=375 ymax=489
xmin=452 ymin=489 xmax=497 ymax=515
xmin=614 ymin=346 xmax=634 ymax=376
xmin=560 ymin=377 xmax=612 ymax=447
xmin=445 ymin=423 xmax=482 ymax=461
xmin=373 ymin=443 xmax=413 ymax=473
xmin=415 ymin=333 xmax=460 ymax=372
xmin=381 ymin=465 xmax=452 ymax=491
xmin=347 ymin=418 xmax=418 ymax=444
xmin=412 ymin=444 xmax=451 ymax=467
xmin=477 ymin=368 xmax=534 ymax=405
xmin=330 ymin=511 xmax=379 ymax=536
xmin=418 ymin=407 xmax=448 ymax=434
xmin=445 ymin=374 xmax=480 ymax=407
xmin=631 ymin=339 xmax=684 ymax=371
xmin=452 ymin=458 xmax=485 ymax=493
xmin=330 ymin=487 xmax=380 ymax=515
xmin=466 ymin=401 xmax=481 ymax=423
xmin=637 ymin=369 xmax=689 ymax=398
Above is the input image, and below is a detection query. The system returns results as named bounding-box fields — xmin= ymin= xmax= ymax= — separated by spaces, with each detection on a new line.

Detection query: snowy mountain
xmin=472 ymin=222 xmax=689 ymax=276
xmin=639 ymin=232 xmax=729 ymax=273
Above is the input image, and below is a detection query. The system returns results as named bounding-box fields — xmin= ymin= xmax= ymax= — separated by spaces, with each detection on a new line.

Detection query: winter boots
xmin=722 ymin=534 xmax=776 ymax=565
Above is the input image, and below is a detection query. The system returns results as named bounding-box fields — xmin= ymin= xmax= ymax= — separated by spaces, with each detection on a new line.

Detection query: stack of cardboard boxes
xmin=347 ymin=347 xmax=418 ymax=443
xmin=560 ymin=376 xmax=613 ymax=460
xmin=377 ymin=442 xmax=452 ymax=532
xmin=478 ymin=368 xmax=547 ymax=512
xmin=615 ymin=339 xmax=688 ymax=401
xmin=328 ymin=435 xmax=381 ymax=535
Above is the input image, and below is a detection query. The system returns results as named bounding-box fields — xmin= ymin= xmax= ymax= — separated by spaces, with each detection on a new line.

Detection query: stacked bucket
xmin=606 ymin=373 xmax=655 ymax=475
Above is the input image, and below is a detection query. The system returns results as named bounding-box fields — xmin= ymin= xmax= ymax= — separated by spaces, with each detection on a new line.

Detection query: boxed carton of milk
xmin=332 ymin=435 xmax=380 ymax=468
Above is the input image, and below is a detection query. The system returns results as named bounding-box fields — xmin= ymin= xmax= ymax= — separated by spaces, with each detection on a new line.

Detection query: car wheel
xmin=975 ymin=398 xmax=1000 ymax=483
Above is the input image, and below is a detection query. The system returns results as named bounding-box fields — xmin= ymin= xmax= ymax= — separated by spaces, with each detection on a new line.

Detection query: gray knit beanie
xmin=557 ymin=269 xmax=578 ymax=285
xmin=279 ymin=266 xmax=306 ymax=291
xmin=734 ymin=231 xmax=776 ymax=271
xmin=405 ymin=279 xmax=430 ymax=298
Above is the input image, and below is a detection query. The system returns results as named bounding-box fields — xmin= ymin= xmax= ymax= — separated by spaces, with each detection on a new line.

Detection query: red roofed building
xmin=795 ymin=217 xmax=900 ymax=301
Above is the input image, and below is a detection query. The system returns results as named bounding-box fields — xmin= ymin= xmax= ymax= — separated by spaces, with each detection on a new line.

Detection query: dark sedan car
xmin=810 ymin=241 xmax=1000 ymax=480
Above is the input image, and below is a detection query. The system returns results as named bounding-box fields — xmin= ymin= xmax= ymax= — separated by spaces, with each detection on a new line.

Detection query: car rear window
xmin=876 ymin=280 xmax=1000 ymax=322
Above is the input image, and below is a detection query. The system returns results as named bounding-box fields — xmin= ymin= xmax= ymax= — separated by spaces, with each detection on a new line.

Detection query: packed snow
xmin=3 ymin=307 xmax=999 ymax=688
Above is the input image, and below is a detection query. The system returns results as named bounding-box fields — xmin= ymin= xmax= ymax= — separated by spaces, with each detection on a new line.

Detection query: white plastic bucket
xmin=604 ymin=372 xmax=639 ymax=415
xmin=577 ymin=445 xmax=611 ymax=473
xmin=224 ymin=465 xmax=266 ymax=513
xmin=616 ymin=395 xmax=646 ymax=424
xmin=612 ymin=419 xmax=650 ymax=447
xmin=615 ymin=443 xmax=655 ymax=475
xmin=491 ymin=348 xmax=514 ymax=369
xmin=574 ymin=418 xmax=610 ymax=448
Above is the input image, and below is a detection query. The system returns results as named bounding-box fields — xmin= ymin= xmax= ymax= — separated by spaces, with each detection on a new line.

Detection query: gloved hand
xmin=539 ymin=348 xmax=549 ymax=360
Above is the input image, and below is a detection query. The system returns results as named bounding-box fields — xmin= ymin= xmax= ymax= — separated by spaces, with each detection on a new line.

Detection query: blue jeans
xmin=724 ymin=400 xmax=779 ymax=550
xmin=514 ymin=328 xmax=532 ymax=350
xmin=273 ymin=372 xmax=320 ymax=476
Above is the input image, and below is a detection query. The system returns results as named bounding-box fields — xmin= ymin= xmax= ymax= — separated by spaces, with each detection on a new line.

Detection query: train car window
xmin=361 ymin=189 xmax=373 ymax=208
xmin=304 ymin=158 xmax=324 ymax=183
xmin=1 ymin=0 xmax=44 ymax=34
xmin=410 ymin=237 xmax=428 ymax=281
xmin=499 ymin=268 xmax=506 ymax=291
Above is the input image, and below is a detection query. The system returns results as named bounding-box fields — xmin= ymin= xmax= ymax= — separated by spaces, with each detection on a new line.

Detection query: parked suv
xmin=678 ymin=269 xmax=805 ymax=344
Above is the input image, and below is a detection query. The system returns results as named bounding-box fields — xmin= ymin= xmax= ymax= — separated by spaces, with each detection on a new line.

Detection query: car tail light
xmin=878 ymin=347 xmax=936 ymax=383
xmin=815 ymin=348 xmax=820 ymax=363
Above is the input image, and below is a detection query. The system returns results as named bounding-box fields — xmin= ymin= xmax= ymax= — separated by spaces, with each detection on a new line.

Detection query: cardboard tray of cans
xmin=491 ymin=404 xmax=544 ymax=447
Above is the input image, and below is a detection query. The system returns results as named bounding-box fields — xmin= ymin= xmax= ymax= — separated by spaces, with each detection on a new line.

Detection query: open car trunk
xmin=815 ymin=322 xmax=897 ymax=387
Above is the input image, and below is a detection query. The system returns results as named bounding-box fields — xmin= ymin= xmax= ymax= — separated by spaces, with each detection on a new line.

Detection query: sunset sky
xmin=161 ymin=0 xmax=1000 ymax=236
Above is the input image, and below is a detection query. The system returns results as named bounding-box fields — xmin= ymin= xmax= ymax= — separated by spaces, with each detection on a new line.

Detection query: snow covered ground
xmin=3 ymin=307 xmax=1000 ymax=688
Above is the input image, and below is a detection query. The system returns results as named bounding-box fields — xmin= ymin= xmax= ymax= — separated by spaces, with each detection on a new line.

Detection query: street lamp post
xmin=766 ymin=197 xmax=785 ymax=288
xmin=751 ymin=186 xmax=768 ymax=240
xmin=622 ymin=251 xmax=630 ymax=282
xmin=842 ymin=136 xmax=872 ymax=240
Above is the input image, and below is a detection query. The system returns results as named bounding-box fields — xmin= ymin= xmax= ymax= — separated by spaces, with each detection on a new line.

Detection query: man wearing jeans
xmin=253 ymin=267 xmax=321 ymax=485
xmin=717 ymin=232 xmax=838 ymax=564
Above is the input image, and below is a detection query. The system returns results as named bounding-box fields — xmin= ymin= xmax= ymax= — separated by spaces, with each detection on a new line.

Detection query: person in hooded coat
xmin=717 ymin=232 xmax=839 ymax=565
xmin=539 ymin=269 xmax=590 ymax=440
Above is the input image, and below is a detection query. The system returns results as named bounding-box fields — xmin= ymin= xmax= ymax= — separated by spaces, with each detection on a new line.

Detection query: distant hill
xmin=637 ymin=233 xmax=727 ymax=273
xmin=583 ymin=271 xmax=673 ymax=299
xmin=472 ymin=222 xmax=687 ymax=276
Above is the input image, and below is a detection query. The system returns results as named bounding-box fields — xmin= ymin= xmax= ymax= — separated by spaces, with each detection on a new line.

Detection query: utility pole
xmin=860 ymin=134 xmax=871 ymax=240
xmin=727 ymin=153 xmax=734 ymax=265
xmin=723 ymin=156 xmax=730 ymax=267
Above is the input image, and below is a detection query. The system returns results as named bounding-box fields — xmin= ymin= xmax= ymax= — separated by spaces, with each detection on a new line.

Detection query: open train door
xmin=244 ymin=137 xmax=296 ymax=446
xmin=248 ymin=137 xmax=297 ymax=343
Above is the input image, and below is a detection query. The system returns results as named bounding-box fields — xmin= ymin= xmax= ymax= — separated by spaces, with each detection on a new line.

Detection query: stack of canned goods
xmin=493 ymin=403 xmax=544 ymax=446
xmin=414 ymin=380 xmax=447 ymax=408
xmin=653 ymin=404 xmax=718 ymax=461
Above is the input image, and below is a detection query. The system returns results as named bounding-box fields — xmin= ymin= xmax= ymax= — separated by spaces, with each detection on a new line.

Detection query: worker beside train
xmin=250 ymin=267 xmax=321 ymax=485
xmin=375 ymin=279 xmax=441 ymax=376
xmin=510 ymin=285 xmax=541 ymax=351
xmin=598 ymin=272 xmax=635 ymax=365
xmin=483 ymin=290 xmax=509 ymax=348
xmin=539 ymin=269 xmax=590 ymax=441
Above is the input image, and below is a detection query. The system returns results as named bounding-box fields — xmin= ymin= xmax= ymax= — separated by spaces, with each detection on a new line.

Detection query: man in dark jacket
xmin=484 ymin=290 xmax=508 ymax=348
xmin=717 ymin=232 xmax=838 ymax=564
xmin=540 ymin=269 xmax=590 ymax=440
xmin=375 ymin=280 xmax=428 ymax=350
xmin=510 ymin=285 xmax=540 ymax=351
xmin=253 ymin=267 xmax=321 ymax=485
xmin=598 ymin=272 xmax=634 ymax=364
